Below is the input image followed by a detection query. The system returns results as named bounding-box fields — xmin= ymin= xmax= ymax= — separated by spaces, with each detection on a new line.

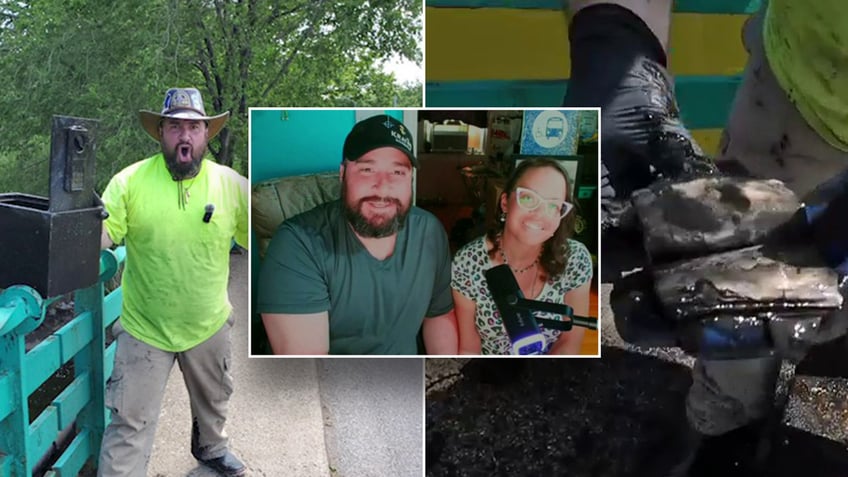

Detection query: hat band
xmin=161 ymin=107 xmax=209 ymax=118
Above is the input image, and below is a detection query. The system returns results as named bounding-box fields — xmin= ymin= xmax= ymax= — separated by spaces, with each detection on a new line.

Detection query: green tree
xmin=0 ymin=0 xmax=422 ymax=194
xmin=395 ymin=81 xmax=423 ymax=108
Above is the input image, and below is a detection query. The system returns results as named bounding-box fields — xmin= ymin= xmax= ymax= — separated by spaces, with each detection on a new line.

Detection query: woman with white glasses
xmin=451 ymin=158 xmax=593 ymax=355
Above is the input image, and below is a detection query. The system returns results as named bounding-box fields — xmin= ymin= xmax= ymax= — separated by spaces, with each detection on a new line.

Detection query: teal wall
xmin=250 ymin=109 xmax=405 ymax=183
xmin=250 ymin=109 xmax=354 ymax=183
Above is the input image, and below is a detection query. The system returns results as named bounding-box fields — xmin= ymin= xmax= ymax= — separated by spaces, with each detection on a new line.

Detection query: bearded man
xmin=257 ymin=114 xmax=458 ymax=355
xmin=98 ymin=87 xmax=249 ymax=477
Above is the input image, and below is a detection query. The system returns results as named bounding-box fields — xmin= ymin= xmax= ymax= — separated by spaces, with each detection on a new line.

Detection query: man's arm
xmin=257 ymin=221 xmax=332 ymax=354
xmin=422 ymin=309 xmax=458 ymax=355
xmin=101 ymin=228 xmax=114 ymax=250
xmin=452 ymin=289 xmax=482 ymax=355
xmin=261 ymin=312 xmax=330 ymax=355
xmin=422 ymin=218 xmax=459 ymax=355
xmin=234 ymin=173 xmax=250 ymax=250
xmin=100 ymin=173 xmax=127 ymax=250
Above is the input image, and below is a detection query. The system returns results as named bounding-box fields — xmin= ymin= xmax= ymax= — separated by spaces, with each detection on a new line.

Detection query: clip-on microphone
xmin=203 ymin=204 xmax=215 ymax=223
xmin=485 ymin=264 xmax=598 ymax=355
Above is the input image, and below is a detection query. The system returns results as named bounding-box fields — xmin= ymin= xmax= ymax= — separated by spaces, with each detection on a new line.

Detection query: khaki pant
xmin=688 ymin=9 xmax=848 ymax=436
xmin=97 ymin=316 xmax=235 ymax=477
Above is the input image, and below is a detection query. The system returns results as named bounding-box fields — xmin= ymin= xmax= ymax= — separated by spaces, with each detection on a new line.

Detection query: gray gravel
xmin=785 ymin=376 xmax=848 ymax=445
xmin=426 ymin=280 xmax=848 ymax=477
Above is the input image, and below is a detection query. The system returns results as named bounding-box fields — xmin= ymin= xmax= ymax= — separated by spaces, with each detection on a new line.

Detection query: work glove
xmin=562 ymin=2 xmax=718 ymax=234
xmin=611 ymin=175 xmax=848 ymax=361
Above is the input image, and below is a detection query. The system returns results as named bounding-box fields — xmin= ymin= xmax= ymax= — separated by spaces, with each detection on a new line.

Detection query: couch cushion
xmin=252 ymin=172 xmax=340 ymax=258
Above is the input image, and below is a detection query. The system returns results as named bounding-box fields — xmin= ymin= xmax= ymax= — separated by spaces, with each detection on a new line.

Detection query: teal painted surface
xmin=53 ymin=373 xmax=90 ymax=429
xmin=28 ymin=406 xmax=59 ymax=464
xmin=73 ymin=254 xmax=114 ymax=477
xmin=0 ymin=334 xmax=29 ymax=476
xmin=0 ymin=374 xmax=12 ymax=421
xmin=103 ymin=288 xmax=122 ymax=330
xmin=250 ymin=109 xmax=356 ymax=184
xmin=0 ymin=289 xmax=41 ymax=336
xmin=250 ymin=109 xmax=409 ymax=184
xmin=426 ymin=0 xmax=762 ymax=13
xmin=0 ymin=247 xmax=125 ymax=476
xmin=425 ymin=75 xmax=742 ymax=129
xmin=675 ymin=76 xmax=743 ymax=129
xmin=24 ymin=337 xmax=61 ymax=395
xmin=105 ymin=342 xmax=117 ymax=379
xmin=49 ymin=429 xmax=91 ymax=477
xmin=385 ymin=110 xmax=404 ymax=121
xmin=426 ymin=79 xmax=567 ymax=107
xmin=56 ymin=312 xmax=93 ymax=363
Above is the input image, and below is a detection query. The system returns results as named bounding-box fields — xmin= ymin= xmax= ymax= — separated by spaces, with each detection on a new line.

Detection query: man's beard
xmin=341 ymin=182 xmax=411 ymax=238
xmin=163 ymin=142 xmax=205 ymax=180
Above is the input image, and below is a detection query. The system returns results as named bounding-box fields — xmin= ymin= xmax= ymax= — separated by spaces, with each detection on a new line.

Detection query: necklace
xmin=499 ymin=238 xmax=539 ymax=274
xmin=177 ymin=178 xmax=197 ymax=210
xmin=529 ymin=266 xmax=540 ymax=299
xmin=501 ymin=246 xmax=542 ymax=298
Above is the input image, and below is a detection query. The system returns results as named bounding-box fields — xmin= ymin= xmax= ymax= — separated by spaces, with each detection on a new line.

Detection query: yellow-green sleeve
xmin=101 ymin=173 xmax=128 ymax=245
xmin=234 ymin=173 xmax=249 ymax=250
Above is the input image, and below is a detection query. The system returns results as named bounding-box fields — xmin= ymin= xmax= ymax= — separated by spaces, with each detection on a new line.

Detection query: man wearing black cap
xmin=98 ymin=87 xmax=248 ymax=476
xmin=257 ymin=114 xmax=458 ymax=355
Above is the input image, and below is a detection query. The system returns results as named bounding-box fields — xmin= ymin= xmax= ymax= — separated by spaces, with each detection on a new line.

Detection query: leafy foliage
xmin=0 ymin=0 xmax=422 ymax=195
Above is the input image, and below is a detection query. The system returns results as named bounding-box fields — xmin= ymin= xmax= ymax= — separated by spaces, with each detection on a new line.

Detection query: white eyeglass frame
xmin=514 ymin=186 xmax=574 ymax=219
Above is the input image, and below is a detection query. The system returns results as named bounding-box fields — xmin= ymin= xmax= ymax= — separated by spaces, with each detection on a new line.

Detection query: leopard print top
xmin=451 ymin=236 xmax=593 ymax=355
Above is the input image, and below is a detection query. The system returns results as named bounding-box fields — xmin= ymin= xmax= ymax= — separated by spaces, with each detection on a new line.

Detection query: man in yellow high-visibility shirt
xmin=97 ymin=88 xmax=249 ymax=477
xmin=564 ymin=1 xmax=848 ymax=475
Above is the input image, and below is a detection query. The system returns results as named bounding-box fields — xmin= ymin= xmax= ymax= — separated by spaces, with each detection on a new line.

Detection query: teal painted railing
xmin=425 ymin=1 xmax=762 ymax=129
xmin=425 ymin=77 xmax=741 ymax=130
xmin=0 ymin=247 xmax=126 ymax=477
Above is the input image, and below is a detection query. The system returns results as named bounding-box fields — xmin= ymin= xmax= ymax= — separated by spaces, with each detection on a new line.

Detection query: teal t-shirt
xmin=257 ymin=200 xmax=454 ymax=355
xmin=102 ymin=154 xmax=249 ymax=352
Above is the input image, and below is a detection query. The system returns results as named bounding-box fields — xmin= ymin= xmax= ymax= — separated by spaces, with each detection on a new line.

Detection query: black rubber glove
xmin=562 ymin=3 xmax=718 ymax=232
xmin=806 ymin=180 xmax=848 ymax=274
xmin=762 ymin=166 xmax=848 ymax=274
xmin=612 ymin=173 xmax=848 ymax=360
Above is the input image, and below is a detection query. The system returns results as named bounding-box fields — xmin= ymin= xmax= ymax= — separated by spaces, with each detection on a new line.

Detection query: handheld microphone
xmin=486 ymin=264 xmax=599 ymax=355
xmin=203 ymin=204 xmax=215 ymax=223
xmin=485 ymin=265 xmax=547 ymax=355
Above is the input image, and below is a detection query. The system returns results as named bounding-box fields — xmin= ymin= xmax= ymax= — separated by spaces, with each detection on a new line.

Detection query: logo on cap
xmin=380 ymin=116 xmax=412 ymax=151
xmin=162 ymin=88 xmax=203 ymax=112
xmin=391 ymin=129 xmax=412 ymax=151
xmin=173 ymin=90 xmax=191 ymax=108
